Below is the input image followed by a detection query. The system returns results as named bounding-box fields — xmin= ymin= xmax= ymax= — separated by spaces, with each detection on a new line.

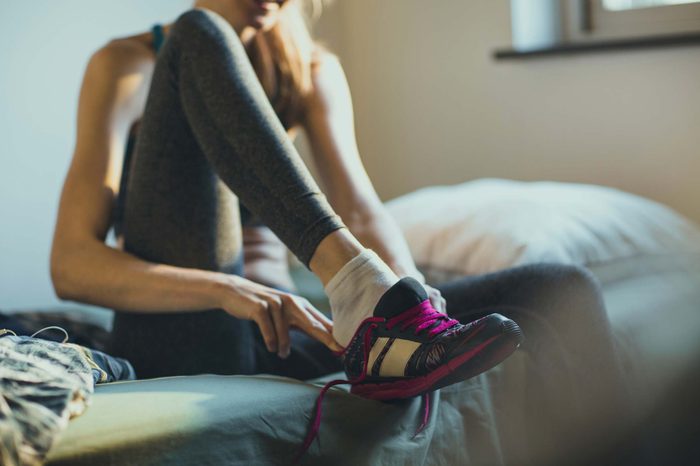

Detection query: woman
xmin=51 ymin=0 xmax=626 ymax=457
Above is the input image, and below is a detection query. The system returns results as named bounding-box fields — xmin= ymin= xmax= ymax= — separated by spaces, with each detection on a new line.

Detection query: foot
xmin=341 ymin=277 xmax=524 ymax=400
xmin=295 ymin=277 xmax=524 ymax=460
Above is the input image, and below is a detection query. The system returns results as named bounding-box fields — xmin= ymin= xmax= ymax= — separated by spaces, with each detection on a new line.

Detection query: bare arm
xmin=302 ymin=53 xmax=424 ymax=281
xmin=302 ymin=53 xmax=446 ymax=311
xmin=51 ymin=43 xmax=218 ymax=312
xmin=51 ymin=43 xmax=339 ymax=354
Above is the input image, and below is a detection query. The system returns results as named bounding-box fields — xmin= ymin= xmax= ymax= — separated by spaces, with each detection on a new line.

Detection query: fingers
xmin=305 ymin=317 xmax=342 ymax=353
xmin=254 ymin=293 xmax=291 ymax=359
xmin=244 ymin=287 xmax=341 ymax=356
xmin=302 ymin=311 xmax=343 ymax=352
xmin=426 ymin=286 xmax=447 ymax=314
xmin=272 ymin=295 xmax=291 ymax=358
xmin=250 ymin=300 xmax=277 ymax=354
xmin=428 ymin=292 xmax=439 ymax=310
xmin=306 ymin=305 xmax=334 ymax=333
xmin=432 ymin=295 xmax=447 ymax=314
xmin=288 ymin=297 xmax=342 ymax=352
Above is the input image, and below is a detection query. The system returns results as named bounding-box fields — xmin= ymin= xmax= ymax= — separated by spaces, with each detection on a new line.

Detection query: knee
xmin=519 ymin=263 xmax=605 ymax=314
xmin=547 ymin=264 xmax=601 ymax=296
xmin=538 ymin=264 xmax=611 ymax=326
xmin=170 ymin=8 xmax=234 ymax=46
xmin=173 ymin=9 xmax=215 ymax=34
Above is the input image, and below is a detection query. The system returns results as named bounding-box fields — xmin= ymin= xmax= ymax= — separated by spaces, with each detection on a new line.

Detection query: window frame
xmin=564 ymin=0 xmax=700 ymax=41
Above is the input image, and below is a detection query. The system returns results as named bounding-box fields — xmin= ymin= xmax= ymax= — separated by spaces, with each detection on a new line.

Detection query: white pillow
xmin=386 ymin=179 xmax=700 ymax=282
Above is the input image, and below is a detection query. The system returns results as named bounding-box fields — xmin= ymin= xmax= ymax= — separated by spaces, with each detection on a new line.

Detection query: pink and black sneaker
xmin=296 ymin=277 xmax=523 ymax=461
xmin=341 ymin=277 xmax=524 ymax=400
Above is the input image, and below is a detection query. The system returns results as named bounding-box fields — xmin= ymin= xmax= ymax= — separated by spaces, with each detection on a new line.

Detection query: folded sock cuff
xmin=324 ymin=249 xmax=376 ymax=296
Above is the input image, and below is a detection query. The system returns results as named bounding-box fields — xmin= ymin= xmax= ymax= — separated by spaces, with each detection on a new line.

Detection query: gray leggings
xmin=109 ymin=11 xmax=628 ymax=440
xmin=110 ymin=9 xmax=345 ymax=377
xmin=122 ymin=9 xmax=343 ymax=272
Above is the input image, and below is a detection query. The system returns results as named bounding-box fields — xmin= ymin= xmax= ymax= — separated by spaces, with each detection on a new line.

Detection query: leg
xmin=110 ymin=9 xmax=345 ymax=377
xmin=111 ymin=9 xmax=369 ymax=377
xmin=114 ymin=9 xmax=517 ymax=393
xmin=121 ymin=7 xmax=404 ymax=354
xmin=436 ymin=264 xmax=630 ymax=462
xmin=130 ymin=8 xmax=346 ymax=268
xmin=254 ymin=329 xmax=342 ymax=380
xmin=168 ymin=9 xmax=366 ymax=283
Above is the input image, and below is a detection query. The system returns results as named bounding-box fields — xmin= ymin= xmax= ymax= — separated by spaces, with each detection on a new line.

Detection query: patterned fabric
xmin=0 ymin=333 xmax=134 ymax=466
xmin=2 ymin=311 xmax=111 ymax=351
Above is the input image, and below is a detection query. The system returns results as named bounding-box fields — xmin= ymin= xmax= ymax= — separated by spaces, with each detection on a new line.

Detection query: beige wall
xmin=0 ymin=0 xmax=192 ymax=308
xmin=309 ymin=0 xmax=700 ymax=223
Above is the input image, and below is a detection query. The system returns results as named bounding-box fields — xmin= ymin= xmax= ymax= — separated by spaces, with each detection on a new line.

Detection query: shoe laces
xmin=386 ymin=300 xmax=459 ymax=337
xmin=295 ymin=313 xmax=437 ymax=462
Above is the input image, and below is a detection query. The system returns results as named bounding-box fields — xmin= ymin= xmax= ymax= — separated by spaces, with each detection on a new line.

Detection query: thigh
xmin=253 ymin=329 xmax=343 ymax=381
xmin=250 ymin=285 xmax=343 ymax=380
xmin=112 ymin=39 xmax=248 ymax=376
xmin=110 ymin=309 xmax=258 ymax=379
xmin=123 ymin=60 xmax=243 ymax=272
xmin=435 ymin=262 xmax=613 ymax=356
xmin=436 ymin=263 xmax=629 ymax=440
xmin=436 ymin=263 xmax=624 ymax=403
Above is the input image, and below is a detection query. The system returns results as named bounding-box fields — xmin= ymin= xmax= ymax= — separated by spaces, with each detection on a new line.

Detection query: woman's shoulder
xmin=87 ymin=30 xmax=157 ymax=79
xmin=305 ymin=46 xmax=349 ymax=110
xmin=311 ymin=45 xmax=342 ymax=75
xmin=79 ymin=31 xmax=161 ymax=123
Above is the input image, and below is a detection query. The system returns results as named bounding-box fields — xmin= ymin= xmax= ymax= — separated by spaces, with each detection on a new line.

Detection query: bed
xmin=39 ymin=180 xmax=700 ymax=465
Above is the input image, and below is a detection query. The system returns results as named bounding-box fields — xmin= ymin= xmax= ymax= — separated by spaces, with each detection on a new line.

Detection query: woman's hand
xmin=424 ymin=284 xmax=447 ymax=314
xmin=214 ymin=274 xmax=342 ymax=358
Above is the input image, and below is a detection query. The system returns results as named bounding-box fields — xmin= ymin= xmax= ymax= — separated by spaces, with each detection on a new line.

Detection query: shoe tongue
xmin=373 ymin=277 xmax=428 ymax=319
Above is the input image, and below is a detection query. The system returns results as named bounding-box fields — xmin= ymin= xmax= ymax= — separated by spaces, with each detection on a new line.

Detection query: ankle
xmin=309 ymin=229 xmax=364 ymax=286
xmin=324 ymin=250 xmax=400 ymax=346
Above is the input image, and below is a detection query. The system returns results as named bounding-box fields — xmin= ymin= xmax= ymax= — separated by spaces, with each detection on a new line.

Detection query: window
xmin=502 ymin=0 xmax=700 ymax=57
xmin=603 ymin=0 xmax=700 ymax=11
xmin=566 ymin=0 xmax=700 ymax=42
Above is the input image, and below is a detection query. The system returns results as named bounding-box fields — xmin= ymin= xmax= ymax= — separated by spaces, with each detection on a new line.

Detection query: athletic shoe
xmin=296 ymin=277 xmax=523 ymax=461
xmin=342 ymin=277 xmax=524 ymax=399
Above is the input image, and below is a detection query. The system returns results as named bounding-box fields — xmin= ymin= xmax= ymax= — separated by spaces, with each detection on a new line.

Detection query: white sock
xmin=325 ymin=249 xmax=399 ymax=347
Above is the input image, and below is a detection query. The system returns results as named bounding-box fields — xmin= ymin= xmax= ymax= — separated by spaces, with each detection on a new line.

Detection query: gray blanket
xmin=0 ymin=333 xmax=134 ymax=466
xmin=45 ymin=254 xmax=700 ymax=465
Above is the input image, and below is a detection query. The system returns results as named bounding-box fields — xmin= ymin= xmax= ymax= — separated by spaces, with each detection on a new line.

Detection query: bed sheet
xmin=46 ymin=254 xmax=700 ymax=465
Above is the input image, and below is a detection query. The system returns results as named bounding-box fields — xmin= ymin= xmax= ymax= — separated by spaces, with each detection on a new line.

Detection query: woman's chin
xmin=250 ymin=14 xmax=277 ymax=31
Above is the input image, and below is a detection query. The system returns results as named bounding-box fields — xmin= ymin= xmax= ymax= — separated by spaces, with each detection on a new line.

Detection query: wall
xmin=1 ymin=0 xmax=698 ymax=309
xmin=0 ymin=0 xmax=190 ymax=309
xmin=316 ymin=0 xmax=700 ymax=223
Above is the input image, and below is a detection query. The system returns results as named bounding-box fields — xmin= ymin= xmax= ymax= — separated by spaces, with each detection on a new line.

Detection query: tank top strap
xmin=151 ymin=24 xmax=165 ymax=53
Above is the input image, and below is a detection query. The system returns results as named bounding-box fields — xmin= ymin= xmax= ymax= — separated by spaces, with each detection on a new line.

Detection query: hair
xmin=248 ymin=0 xmax=325 ymax=130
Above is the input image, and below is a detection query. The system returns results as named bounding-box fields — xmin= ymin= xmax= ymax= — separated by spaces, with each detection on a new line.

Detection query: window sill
xmin=493 ymin=32 xmax=700 ymax=59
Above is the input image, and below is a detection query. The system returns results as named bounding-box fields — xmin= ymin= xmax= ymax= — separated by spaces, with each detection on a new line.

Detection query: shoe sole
xmin=350 ymin=314 xmax=524 ymax=400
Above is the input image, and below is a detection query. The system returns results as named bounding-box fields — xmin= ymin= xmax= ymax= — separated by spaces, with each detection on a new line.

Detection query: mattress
xmin=46 ymin=254 xmax=700 ymax=465
xmin=588 ymin=253 xmax=700 ymax=415
xmin=45 ymin=374 xmax=439 ymax=466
